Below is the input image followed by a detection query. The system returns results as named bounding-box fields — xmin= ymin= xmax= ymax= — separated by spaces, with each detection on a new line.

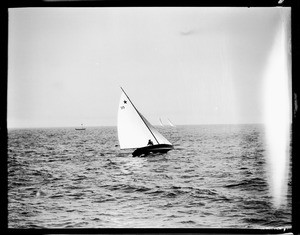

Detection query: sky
xmin=7 ymin=7 xmax=291 ymax=128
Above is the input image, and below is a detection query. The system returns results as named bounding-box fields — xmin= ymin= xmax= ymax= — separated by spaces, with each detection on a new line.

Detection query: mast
xmin=120 ymin=87 xmax=159 ymax=145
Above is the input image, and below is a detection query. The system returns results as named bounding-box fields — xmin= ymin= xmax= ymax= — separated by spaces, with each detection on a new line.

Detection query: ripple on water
xmin=7 ymin=125 xmax=292 ymax=228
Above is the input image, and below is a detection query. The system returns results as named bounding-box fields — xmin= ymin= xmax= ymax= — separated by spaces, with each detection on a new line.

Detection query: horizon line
xmin=7 ymin=122 xmax=265 ymax=129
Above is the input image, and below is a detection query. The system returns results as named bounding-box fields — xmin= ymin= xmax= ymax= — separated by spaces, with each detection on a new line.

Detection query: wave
xmin=180 ymin=220 xmax=196 ymax=224
xmin=105 ymin=183 xmax=152 ymax=193
xmin=7 ymin=125 xmax=291 ymax=228
xmin=224 ymin=177 xmax=268 ymax=190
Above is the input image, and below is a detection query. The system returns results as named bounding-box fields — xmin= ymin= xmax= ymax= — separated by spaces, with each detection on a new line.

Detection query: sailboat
xmin=117 ymin=87 xmax=173 ymax=157
xmin=75 ymin=124 xmax=86 ymax=130
xmin=167 ymin=118 xmax=176 ymax=127
xmin=159 ymin=118 xmax=164 ymax=126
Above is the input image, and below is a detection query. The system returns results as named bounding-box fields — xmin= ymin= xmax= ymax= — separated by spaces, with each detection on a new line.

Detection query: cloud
xmin=180 ymin=29 xmax=196 ymax=36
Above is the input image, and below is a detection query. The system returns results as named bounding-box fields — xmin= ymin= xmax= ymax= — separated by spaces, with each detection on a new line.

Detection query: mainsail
xmin=117 ymin=88 xmax=172 ymax=149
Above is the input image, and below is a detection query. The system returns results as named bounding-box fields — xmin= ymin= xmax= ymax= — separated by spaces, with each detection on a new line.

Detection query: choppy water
xmin=8 ymin=124 xmax=291 ymax=228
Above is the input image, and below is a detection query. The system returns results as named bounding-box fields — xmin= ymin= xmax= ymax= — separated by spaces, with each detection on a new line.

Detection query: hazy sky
xmin=8 ymin=7 xmax=290 ymax=128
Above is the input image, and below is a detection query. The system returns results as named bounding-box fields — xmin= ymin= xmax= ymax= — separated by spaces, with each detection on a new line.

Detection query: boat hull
xmin=132 ymin=144 xmax=173 ymax=157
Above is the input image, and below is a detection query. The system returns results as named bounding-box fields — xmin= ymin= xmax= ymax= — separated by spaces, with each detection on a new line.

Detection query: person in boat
xmin=147 ymin=139 xmax=153 ymax=146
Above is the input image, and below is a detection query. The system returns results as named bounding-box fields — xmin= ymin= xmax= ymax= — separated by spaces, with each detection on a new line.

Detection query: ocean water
xmin=7 ymin=124 xmax=292 ymax=228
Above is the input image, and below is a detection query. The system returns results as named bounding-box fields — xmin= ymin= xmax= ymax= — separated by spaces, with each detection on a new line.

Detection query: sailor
xmin=147 ymin=139 xmax=153 ymax=146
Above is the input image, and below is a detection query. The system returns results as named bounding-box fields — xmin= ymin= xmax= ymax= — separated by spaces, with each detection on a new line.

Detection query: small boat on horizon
xmin=117 ymin=87 xmax=173 ymax=157
xmin=159 ymin=117 xmax=176 ymax=127
xmin=75 ymin=124 xmax=86 ymax=131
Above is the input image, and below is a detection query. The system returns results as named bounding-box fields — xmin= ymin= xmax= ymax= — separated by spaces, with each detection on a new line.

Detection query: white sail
xmin=159 ymin=118 xmax=164 ymax=126
xmin=167 ymin=118 xmax=175 ymax=127
xmin=117 ymin=88 xmax=172 ymax=149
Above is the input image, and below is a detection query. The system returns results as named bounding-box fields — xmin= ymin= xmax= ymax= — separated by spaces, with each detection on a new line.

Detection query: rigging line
xmin=120 ymin=87 xmax=160 ymax=145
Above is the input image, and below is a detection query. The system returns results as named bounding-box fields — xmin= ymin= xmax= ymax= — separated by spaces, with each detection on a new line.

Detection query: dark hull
xmin=132 ymin=144 xmax=173 ymax=157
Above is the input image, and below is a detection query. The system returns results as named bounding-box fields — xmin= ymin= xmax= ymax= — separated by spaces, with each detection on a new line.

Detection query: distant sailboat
xmin=117 ymin=87 xmax=173 ymax=157
xmin=159 ymin=118 xmax=164 ymax=126
xmin=75 ymin=124 xmax=86 ymax=131
xmin=167 ymin=118 xmax=176 ymax=127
